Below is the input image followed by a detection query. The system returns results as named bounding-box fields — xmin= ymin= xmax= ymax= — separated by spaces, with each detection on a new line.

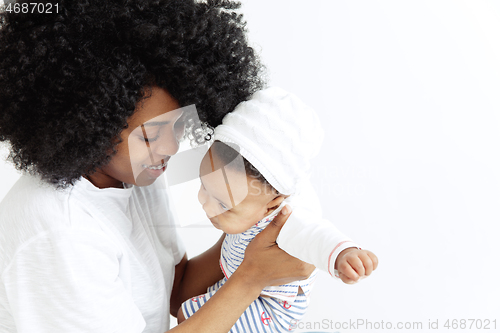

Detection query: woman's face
xmin=86 ymin=86 xmax=185 ymax=188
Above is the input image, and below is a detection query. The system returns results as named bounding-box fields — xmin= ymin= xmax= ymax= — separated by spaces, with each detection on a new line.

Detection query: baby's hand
xmin=335 ymin=248 xmax=378 ymax=284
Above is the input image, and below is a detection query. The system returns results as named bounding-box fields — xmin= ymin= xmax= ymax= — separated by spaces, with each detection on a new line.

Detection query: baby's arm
xmin=276 ymin=181 xmax=378 ymax=283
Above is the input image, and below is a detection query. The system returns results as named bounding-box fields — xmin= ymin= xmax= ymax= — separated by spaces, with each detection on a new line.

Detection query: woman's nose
xmin=155 ymin=130 xmax=180 ymax=157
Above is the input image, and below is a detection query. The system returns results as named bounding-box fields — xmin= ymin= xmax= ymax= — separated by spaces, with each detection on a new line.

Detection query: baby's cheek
xmin=240 ymin=217 xmax=260 ymax=232
xmin=221 ymin=217 xmax=249 ymax=234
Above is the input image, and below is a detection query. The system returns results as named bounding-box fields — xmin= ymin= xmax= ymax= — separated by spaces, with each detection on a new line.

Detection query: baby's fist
xmin=334 ymin=248 xmax=378 ymax=284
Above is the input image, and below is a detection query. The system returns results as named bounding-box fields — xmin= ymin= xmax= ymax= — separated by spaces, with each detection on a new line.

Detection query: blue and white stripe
xmin=181 ymin=207 xmax=318 ymax=332
xmin=181 ymin=277 xmax=314 ymax=332
xmin=220 ymin=206 xmax=317 ymax=303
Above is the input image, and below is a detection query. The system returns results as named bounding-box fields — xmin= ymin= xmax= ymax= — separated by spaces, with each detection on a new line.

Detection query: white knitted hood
xmin=214 ymin=87 xmax=325 ymax=195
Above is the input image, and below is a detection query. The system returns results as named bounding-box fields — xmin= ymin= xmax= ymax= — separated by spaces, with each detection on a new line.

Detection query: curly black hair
xmin=0 ymin=0 xmax=266 ymax=187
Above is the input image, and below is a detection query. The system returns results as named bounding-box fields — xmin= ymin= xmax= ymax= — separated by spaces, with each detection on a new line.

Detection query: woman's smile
xmin=142 ymin=158 xmax=170 ymax=170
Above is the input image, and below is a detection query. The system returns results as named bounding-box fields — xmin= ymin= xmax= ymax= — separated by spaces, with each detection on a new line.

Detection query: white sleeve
xmin=1 ymin=229 xmax=146 ymax=333
xmin=276 ymin=181 xmax=361 ymax=279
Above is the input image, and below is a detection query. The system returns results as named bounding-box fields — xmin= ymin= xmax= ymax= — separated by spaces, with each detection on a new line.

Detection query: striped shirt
xmin=182 ymin=202 xmax=318 ymax=332
xmin=220 ymin=204 xmax=317 ymax=303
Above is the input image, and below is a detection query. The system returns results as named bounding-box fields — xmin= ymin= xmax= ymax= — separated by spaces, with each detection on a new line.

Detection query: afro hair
xmin=0 ymin=0 xmax=266 ymax=187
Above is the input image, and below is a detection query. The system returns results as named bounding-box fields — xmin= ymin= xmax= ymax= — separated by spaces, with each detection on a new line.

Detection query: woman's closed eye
xmin=141 ymin=133 xmax=159 ymax=143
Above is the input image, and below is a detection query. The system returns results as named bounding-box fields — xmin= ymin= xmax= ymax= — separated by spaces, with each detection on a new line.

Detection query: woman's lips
xmin=142 ymin=158 xmax=169 ymax=170
xmin=142 ymin=158 xmax=170 ymax=179
xmin=144 ymin=166 xmax=165 ymax=179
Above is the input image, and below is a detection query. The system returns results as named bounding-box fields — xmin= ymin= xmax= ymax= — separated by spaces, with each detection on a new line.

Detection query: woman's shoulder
xmin=0 ymin=174 xmax=107 ymax=269
xmin=0 ymin=173 xmax=72 ymax=222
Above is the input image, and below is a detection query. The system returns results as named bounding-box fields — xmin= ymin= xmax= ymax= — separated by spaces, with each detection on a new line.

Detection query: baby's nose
xmin=198 ymin=185 xmax=207 ymax=205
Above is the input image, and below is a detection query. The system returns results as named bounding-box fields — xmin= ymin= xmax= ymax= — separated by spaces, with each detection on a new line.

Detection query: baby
xmin=177 ymin=87 xmax=378 ymax=332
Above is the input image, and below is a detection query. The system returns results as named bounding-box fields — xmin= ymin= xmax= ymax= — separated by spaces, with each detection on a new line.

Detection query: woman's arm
xmin=170 ymin=233 xmax=225 ymax=316
xmin=167 ymin=206 xmax=314 ymax=333
xmin=172 ymin=268 xmax=262 ymax=332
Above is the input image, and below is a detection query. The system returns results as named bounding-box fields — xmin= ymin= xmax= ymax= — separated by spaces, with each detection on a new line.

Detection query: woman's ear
xmin=266 ymin=194 xmax=287 ymax=214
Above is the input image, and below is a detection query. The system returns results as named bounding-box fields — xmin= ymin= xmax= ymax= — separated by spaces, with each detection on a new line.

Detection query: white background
xmin=1 ymin=1 xmax=500 ymax=332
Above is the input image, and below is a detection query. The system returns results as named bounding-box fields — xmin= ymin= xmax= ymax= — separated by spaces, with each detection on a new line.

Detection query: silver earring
xmin=194 ymin=122 xmax=214 ymax=144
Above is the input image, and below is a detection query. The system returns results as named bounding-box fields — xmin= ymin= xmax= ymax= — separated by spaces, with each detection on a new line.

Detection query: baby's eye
xmin=219 ymin=202 xmax=229 ymax=211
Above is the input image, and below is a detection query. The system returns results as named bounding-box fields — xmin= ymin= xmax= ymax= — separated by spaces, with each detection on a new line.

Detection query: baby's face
xmin=198 ymin=147 xmax=282 ymax=234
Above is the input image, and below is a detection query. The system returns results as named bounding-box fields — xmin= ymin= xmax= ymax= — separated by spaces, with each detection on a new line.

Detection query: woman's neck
xmin=83 ymin=172 xmax=124 ymax=189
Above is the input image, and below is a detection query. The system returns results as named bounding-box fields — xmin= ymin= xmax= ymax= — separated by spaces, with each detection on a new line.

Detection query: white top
xmin=0 ymin=174 xmax=185 ymax=333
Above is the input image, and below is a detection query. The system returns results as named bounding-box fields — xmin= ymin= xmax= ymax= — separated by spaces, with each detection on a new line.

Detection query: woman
xmin=0 ymin=1 xmax=313 ymax=332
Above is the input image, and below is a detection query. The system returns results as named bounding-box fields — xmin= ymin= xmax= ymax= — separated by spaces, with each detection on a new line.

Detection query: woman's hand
xmin=170 ymin=205 xmax=314 ymax=333
xmin=239 ymin=205 xmax=316 ymax=290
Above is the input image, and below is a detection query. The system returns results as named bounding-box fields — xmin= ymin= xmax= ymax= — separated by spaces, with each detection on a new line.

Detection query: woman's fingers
xmin=255 ymin=205 xmax=292 ymax=244
xmin=241 ymin=205 xmax=316 ymax=287
xmin=300 ymin=261 xmax=316 ymax=280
